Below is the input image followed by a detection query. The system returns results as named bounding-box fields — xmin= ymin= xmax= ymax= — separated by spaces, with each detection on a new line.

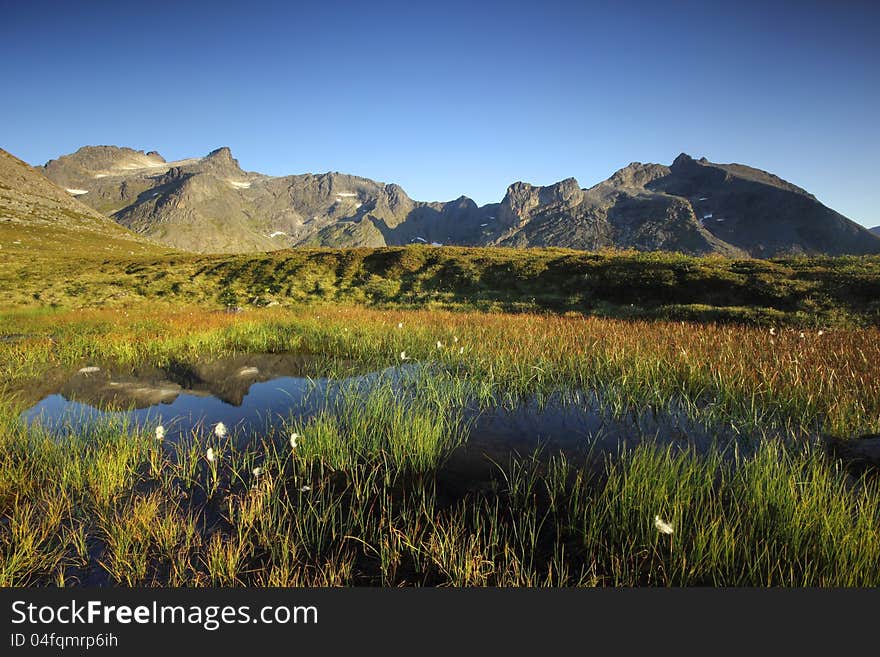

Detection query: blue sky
xmin=2 ymin=0 xmax=878 ymax=226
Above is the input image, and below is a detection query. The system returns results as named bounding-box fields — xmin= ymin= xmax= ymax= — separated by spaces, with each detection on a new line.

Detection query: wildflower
xmin=799 ymin=331 xmax=805 ymax=339
xmin=290 ymin=433 xmax=300 ymax=450
xmin=206 ymin=447 xmax=216 ymax=463
xmin=400 ymin=351 xmax=409 ymax=361
xmin=154 ymin=425 xmax=165 ymax=441
xmin=397 ymin=322 xmax=403 ymax=329
xmin=459 ymin=346 xmax=464 ymax=354
xmin=769 ymin=327 xmax=776 ymax=336
xmin=300 ymin=485 xmax=311 ymax=492
xmin=252 ymin=467 xmax=263 ymax=477
xmin=654 ymin=515 xmax=674 ymax=535
xmin=453 ymin=336 xmax=459 ymax=343
xmin=436 ymin=341 xmax=443 ymax=349
xmin=214 ymin=422 xmax=228 ymax=439
xmin=817 ymin=330 xmax=824 ymax=336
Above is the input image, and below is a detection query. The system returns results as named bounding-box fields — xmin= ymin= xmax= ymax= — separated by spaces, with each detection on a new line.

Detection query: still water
xmin=22 ymin=352 xmax=736 ymax=460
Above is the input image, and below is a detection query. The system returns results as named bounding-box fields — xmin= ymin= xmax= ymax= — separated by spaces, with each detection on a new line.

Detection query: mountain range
xmin=28 ymin=145 xmax=880 ymax=257
xmin=0 ymin=147 xmax=158 ymax=255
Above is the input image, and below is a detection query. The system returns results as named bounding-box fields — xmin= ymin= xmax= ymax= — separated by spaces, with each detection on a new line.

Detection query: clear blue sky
xmin=2 ymin=0 xmax=878 ymax=226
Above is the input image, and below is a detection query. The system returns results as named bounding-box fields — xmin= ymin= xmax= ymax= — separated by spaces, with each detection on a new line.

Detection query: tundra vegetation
xmin=1 ymin=296 xmax=879 ymax=586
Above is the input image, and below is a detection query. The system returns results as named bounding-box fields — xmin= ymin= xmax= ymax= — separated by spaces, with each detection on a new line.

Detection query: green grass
xmin=3 ymin=406 xmax=879 ymax=586
xmin=3 ymin=305 xmax=877 ymax=436
xmin=1 ymin=303 xmax=880 ymax=586
xmin=3 ymin=238 xmax=880 ymax=326
xmin=3 ymin=226 xmax=880 ymax=586
xmin=289 ymin=377 xmax=469 ymax=471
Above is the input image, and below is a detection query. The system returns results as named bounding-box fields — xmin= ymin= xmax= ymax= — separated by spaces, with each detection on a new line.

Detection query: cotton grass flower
xmin=769 ymin=327 xmax=776 ymax=336
xmin=397 ymin=322 xmax=403 ymax=329
xmin=206 ymin=447 xmax=216 ymax=463
xmin=214 ymin=422 xmax=228 ymax=439
xmin=154 ymin=425 xmax=165 ymax=441
xmin=290 ymin=433 xmax=300 ymax=450
xmin=299 ymin=485 xmax=311 ymax=492
xmin=252 ymin=467 xmax=263 ymax=477
xmin=399 ymin=351 xmax=409 ymax=361
xmin=436 ymin=341 xmax=443 ymax=349
xmin=654 ymin=515 xmax=674 ymax=535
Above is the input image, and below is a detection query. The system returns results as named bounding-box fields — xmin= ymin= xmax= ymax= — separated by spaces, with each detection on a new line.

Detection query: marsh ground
xmin=2 ymin=304 xmax=879 ymax=586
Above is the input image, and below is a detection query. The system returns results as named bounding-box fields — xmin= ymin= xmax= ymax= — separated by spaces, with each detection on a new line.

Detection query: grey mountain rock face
xmin=39 ymin=146 xmax=880 ymax=257
xmin=0 ymin=147 xmax=153 ymax=248
xmin=871 ymin=226 xmax=880 ymax=236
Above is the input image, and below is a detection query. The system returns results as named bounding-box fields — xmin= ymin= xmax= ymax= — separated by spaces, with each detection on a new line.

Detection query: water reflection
xmin=23 ymin=353 xmax=355 ymax=439
xmin=22 ymin=352 xmax=749 ymax=459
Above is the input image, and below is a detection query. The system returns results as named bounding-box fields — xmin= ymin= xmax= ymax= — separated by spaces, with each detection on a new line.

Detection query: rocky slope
xmin=39 ymin=146 xmax=880 ymax=257
xmin=40 ymin=146 xmax=491 ymax=253
xmin=492 ymin=154 xmax=880 ymax=257
xmin=871 ymin=226 xmax=880 ymax=236
xmin=0 ymin=147 xmax=159 ymax=255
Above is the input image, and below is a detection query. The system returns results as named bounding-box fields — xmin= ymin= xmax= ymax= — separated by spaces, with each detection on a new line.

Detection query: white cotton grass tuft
xmin=300 ymin=485 xmax=311 ymax=492
xmin=436 ymin=341 xmax=443 ymax=349
xmin=769 ymin=327 xmax=776 ymax=336
xmin=206 ymin=447 xmax=216 ymax=463
xmin=252 ymin=467 xmax=263 ymax=477
xmin=397 ymin=322 xmax=403 ymax=329
xmin=400 ymin=351 xmax=409 ymax=361
xmin=154 ymin=425 xmax=165 ymax=441
xmin=214 ymin=422 xmax=228 ymax=439
xmin=654 ymin=515 xmax=674 ymax=535
xmin=290 ymin=433 xmax=300 ymax=450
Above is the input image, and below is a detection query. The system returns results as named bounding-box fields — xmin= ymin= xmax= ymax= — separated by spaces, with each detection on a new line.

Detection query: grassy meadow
xmin=2 ymin=301 xmax=879 ymax=586
xmin=3 ymin=230 xmax=880 ymax=326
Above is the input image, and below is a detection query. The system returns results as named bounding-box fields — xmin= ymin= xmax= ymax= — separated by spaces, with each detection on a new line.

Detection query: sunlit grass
xmin=1 ymin=302 xmax=879 ymax=586
xmin=2 ymin=304 xmax=877 ymax=434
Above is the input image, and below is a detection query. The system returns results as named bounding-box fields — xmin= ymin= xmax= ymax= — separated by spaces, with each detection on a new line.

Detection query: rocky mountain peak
xmin=43 ymin=146 xmax=166 ymax=176
xmin=381 ymin=183 xmax=410 ymax=208
xmin=548 ymin=177 xmax=582 ymax=200
xmin=497 ymin=177 xmax=585 ymax=229
xmin=204 ymin=146 xmax=234 ymax=163
xmin=200 ymin=146 xmax=241 ymax=174
xmin=502 ymin=178 xmax=582 ymax=205
xmin=608 ymin=162 xmax=670 ymax=188
xmin=0 ymin=147 xmax=153 ymax=245
xmin=501 ymin=181 xmax=538 ymax=210
xmin=671 ymin=152 xmax=699 ymax=170
xmin=448 ymin=195 xmax=477 ymax=211
xmin=33 ymin=143 xmax=880 ymax=257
